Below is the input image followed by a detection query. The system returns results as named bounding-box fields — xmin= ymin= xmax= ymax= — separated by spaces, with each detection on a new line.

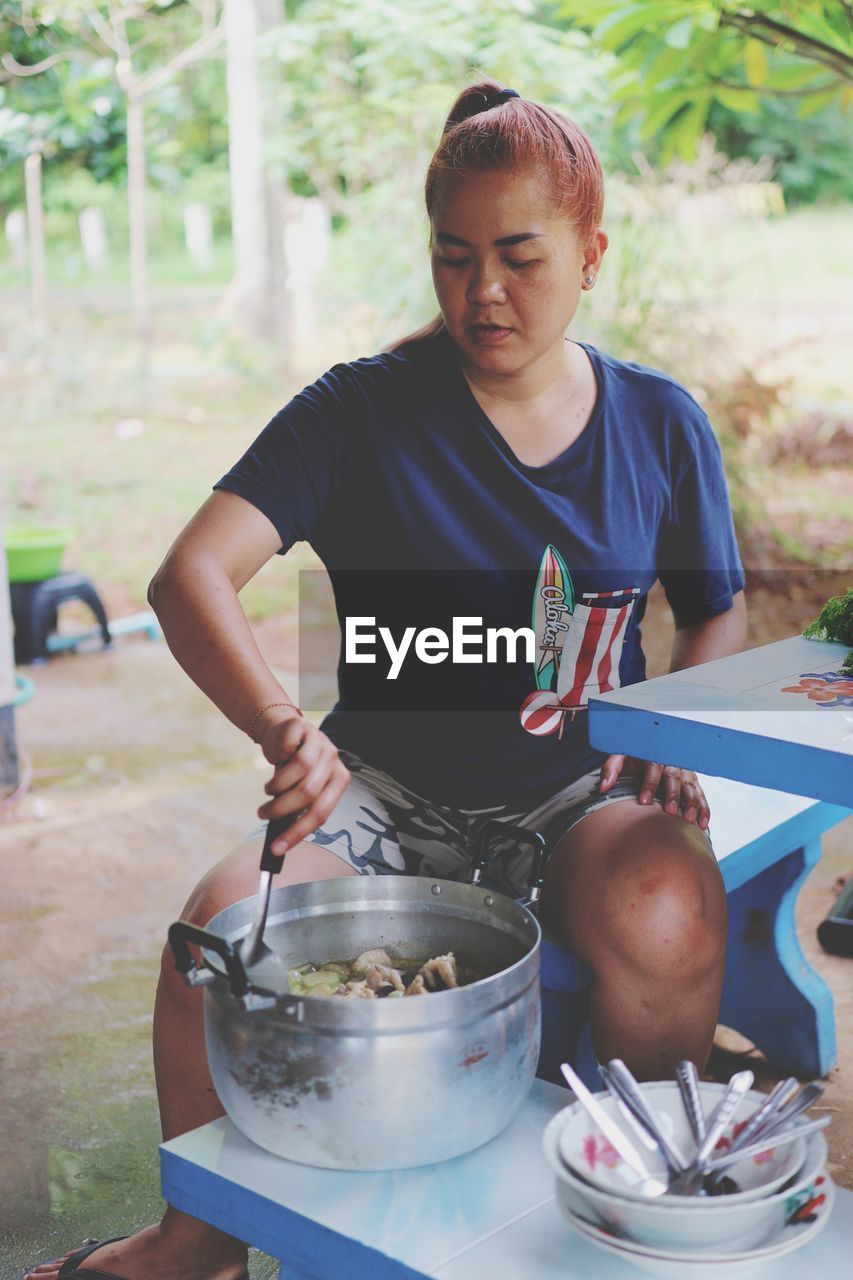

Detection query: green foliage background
xmin=2 ymin=0 xmax=850 ymax=232
xmin=0 ymin=1 xmax=850 ymax=596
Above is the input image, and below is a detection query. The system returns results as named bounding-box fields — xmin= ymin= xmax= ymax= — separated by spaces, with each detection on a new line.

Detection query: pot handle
xmin=468 ymin=819 xmax=549 ymax=913
xmin=168 ymin=919 xmax=252 ymax=998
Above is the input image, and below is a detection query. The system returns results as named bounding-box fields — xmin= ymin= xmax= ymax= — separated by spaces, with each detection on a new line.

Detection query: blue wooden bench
xmin=538 ymin=774 xmax=850 ymax=1089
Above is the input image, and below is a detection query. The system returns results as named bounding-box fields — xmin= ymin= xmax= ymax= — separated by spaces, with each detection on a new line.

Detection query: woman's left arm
xmin=599 ymin=591 xmax=748 ymax=828
xmin=670 ymin=589 xmax=747 ymax=672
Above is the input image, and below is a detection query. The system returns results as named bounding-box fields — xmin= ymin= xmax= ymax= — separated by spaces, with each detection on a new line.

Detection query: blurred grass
xmin=0 ymin=238 xmax=235 ymax=291
xmin=0 ymin=322 xmax=321 ymax=619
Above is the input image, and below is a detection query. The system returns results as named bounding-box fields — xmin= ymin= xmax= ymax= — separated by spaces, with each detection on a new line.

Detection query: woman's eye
xmin=507 ymin=259 xmax=536 ymax=271
xmin=439 ymin=257 xmax=469 ymax=268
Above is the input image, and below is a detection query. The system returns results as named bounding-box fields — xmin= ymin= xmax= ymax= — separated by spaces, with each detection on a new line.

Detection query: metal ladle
xmin=237 ymin=813 xmax=297 ymax=987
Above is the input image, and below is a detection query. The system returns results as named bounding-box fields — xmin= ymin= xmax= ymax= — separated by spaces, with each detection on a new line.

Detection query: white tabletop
xmin=588 ymin=637 xmax=852 ymax=806
xmin=161 ymin=1078 xmax=853 ymax=1279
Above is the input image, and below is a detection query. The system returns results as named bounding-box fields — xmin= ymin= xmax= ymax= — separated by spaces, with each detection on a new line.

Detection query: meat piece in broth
xmin=364 ymin=966 xmax=405 ymax=993
xmin=290 ymin=949 xmax=469 ymax=998
xmin=417 ymin=953 xmax=459 ymax=991
xmin=352 ymin=948 xmax=394 ymax=973
xmin=352 ymin=948 xmax=406 ymax=994
xmin=335 ymin=978 xmax=377 ymax=999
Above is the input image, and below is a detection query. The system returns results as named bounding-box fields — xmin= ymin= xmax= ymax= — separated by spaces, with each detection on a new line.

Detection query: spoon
xmin=730 ymin=1077 xmax=799 ymax=1149
xmin=559 ymin=1062 xmax=669 ymax=1198
xmin=601 ymin=1060 xmax=688 ymax=1177
xmin=675 ymin=1060 xmax=706 ymax=1145
xmin=698 ymin=1115 xmax=831 ymax=1175
xmin=667 ymin=1069 xmax=754 ymax=1195
xmin=763 ymin=1081 xmax=826 ymax=1134
xmin=674 ymin=1061 xmax=740 ymax=1196
xmin=237 ymin=813 xmax=297 ymax=986
xmin=702 ymin=1076 xmax=797 ymax=1194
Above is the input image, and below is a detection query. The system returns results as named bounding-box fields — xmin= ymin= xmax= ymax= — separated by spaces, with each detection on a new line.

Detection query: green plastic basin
xmin=4 ymin=526 xmax=74 ymax=583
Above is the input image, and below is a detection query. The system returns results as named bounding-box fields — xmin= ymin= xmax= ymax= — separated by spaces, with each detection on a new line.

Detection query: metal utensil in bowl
xmin=560 ymin=1061 xmax=669 ymax=1198
xmin=764 ymin=1080 xmax=825 ymax=1132
xmin=667 ymin=1069 xmax=754 ymax=1195
xmin=673 ymin=1060 xmax=743 ymax=1194
xmin=602 ymin=1059 xmax=688 ymax=1178
xmin=700 ymin=1115 xmax=830 ymax=1174
xmin=704 ymin=1079 xmax=826 ymax=1195
xmin=675 ymin=1060 xmax=706 ymax=1145
xmin=702 ymin=1076 xmax=798 ymax=1195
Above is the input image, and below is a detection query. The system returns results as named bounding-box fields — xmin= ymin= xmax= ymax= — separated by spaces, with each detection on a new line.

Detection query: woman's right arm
xmin=148 ymin=489 xmax=350 ymax=852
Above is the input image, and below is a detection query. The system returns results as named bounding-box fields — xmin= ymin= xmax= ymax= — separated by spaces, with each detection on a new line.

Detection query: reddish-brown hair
xmin=388 ymin=79 xmax=605 ymax=352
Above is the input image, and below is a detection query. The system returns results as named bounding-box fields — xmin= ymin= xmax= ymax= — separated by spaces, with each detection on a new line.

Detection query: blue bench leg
xmin=719 ymin=839 xmax=836 ymax=1077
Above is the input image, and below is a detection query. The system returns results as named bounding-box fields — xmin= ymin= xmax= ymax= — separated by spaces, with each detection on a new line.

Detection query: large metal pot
xmin=168 ymin=823 xmax=544 ymax=1171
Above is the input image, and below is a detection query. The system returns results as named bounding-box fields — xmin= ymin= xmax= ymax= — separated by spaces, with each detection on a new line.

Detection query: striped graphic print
xmin=555 ymin=588 xmax=640 ymax=709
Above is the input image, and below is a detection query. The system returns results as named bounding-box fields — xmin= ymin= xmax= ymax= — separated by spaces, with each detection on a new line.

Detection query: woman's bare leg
xmin=26 ymin=839 xmax=357 ymax=1280
xmin=542 ymin=799 xmax=727 ymax=1079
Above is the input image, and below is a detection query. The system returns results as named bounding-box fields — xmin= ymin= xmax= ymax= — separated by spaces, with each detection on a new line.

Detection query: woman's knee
xmin=554 ymin=814 xmax=727 ymax=978
xmin=179 ymin=834 xmax=359 ymax=928
xmin=600 ymin=827 xmax=727 ymax=976
xmin=178 ymin=849 xmax=259 ymax=928
xmin=159 ymin=836 xmax=359 ymax=984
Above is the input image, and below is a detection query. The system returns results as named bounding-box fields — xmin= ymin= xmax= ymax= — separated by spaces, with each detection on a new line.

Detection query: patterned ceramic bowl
xmin=562 ymin=1179 xmax=834 ymax=1279
xmin=543 ymin=1100 xmax=829 ymax=1255
xmin=556 ymin=1081 xmax=806 ymax=1205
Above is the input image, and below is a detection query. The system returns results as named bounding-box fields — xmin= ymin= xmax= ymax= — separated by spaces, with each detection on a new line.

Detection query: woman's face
xmin=430 ymin=166 xmax=606 ymax=382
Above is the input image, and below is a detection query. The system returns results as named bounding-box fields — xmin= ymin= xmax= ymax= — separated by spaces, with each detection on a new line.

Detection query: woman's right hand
xmin=255 ymin=710 xmax=351 ymax=854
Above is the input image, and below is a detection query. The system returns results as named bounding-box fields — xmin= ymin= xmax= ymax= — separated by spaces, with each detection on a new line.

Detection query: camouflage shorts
xmin=247 ymin=751 xmax=650 ymax=900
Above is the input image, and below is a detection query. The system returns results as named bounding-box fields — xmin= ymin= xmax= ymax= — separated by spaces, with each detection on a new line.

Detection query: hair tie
xmin=481 ymin=87 xmax=520 ymax=110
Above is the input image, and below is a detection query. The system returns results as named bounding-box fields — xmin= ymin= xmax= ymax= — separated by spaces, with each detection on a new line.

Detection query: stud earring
xmin=583 ymin=274 xmax=595 ymax=287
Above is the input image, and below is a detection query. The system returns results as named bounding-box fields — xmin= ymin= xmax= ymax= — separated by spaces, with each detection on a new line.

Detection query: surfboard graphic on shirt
xmin=521 ymin=552 xmax=639 ymax=737
xmin=531 ymin=544 xmax=575 ymax=691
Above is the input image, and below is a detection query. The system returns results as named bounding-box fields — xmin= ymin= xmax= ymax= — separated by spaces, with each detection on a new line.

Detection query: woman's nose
xmin=466 ymin=266 xmax=507 ymax=305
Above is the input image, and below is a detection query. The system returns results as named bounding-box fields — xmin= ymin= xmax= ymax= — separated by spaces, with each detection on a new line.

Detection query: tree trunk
xmin=125 ymin=88 xmax=151 ymax=347
xmin=0 ymin=503 xmax=20 ymax=794
xmin=224 ymin=0 xmax=289 ymax=352
xmin=24 ymin=152 xmax=47 ymax=334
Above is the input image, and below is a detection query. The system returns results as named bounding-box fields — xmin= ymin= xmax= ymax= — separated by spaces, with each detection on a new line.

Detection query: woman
xmin=30 ymin=80 xmax=746 ymax=1280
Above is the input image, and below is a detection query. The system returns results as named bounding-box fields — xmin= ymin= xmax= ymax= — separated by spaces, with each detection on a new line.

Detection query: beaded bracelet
xmin=247 ymin=700 xmax=303 ymax=742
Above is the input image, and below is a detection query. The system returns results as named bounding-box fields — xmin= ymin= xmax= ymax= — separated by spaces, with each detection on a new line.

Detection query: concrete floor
xmin=1 ymin=630 xmax=850 ymax=1276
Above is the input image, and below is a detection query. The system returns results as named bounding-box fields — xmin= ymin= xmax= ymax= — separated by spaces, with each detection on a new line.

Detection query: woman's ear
xmin=580 ymin=229 xmax=608 ymax=289
xmin=584 ymin=228 xmax=608 ymax=274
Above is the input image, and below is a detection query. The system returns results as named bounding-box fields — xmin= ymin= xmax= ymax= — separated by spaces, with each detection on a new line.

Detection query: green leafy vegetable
xmin=803 ymin=588 xmax=853 ymax=644
xmin=804 ymin=588 xmax=853 ymax=673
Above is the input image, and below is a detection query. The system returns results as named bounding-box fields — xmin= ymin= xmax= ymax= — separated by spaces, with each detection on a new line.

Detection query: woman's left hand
xmin=599 ymin=754 xmax=710 ymax=830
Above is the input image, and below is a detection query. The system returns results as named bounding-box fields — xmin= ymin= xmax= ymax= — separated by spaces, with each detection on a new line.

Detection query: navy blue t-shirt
xmin=215 ymin=332 xmax=744 ymax=807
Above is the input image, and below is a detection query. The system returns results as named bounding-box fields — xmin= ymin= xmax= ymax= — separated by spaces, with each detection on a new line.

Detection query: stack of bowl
xmin=542 ymin=1080 xmax=833 ymax=1276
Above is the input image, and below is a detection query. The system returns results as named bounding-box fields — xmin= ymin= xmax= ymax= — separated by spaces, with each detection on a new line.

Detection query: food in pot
xmin=288 ymin=947 xmax=474 ymax=998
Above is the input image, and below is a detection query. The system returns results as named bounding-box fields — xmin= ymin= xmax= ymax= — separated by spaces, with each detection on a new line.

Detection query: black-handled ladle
xmin=238 ymin=812 xmax=299 ymax=981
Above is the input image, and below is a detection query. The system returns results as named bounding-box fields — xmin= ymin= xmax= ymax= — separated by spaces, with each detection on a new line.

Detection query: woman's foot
xmin=25 ymin=1214 xmax=249 ymax=1280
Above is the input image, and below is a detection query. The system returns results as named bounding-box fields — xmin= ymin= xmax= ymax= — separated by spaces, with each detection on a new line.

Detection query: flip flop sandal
xmin=34 ymin=1237 xmax=249 ymax=1280
xmin=58 ymin=1239 xmax=129 ymax=1279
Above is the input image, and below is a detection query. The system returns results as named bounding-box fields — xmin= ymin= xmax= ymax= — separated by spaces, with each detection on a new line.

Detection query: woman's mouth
xmin=469 ymin=323 xmax=513 ymax=345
